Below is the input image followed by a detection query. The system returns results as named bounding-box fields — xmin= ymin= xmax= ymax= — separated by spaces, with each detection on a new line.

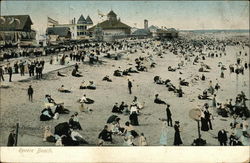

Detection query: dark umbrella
xmin=106 ymin=115 xmax=119 ymax=124
xmin=54 ymin=122 xmax=70 ymax=136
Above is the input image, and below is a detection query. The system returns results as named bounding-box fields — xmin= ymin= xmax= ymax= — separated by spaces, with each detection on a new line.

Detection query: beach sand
xmin=0 ymin=32 xmax=249 ymax=146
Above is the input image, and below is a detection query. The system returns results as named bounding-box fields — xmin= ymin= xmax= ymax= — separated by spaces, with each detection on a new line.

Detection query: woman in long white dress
xmin=159 ymin=121 xmax=168 ymax=146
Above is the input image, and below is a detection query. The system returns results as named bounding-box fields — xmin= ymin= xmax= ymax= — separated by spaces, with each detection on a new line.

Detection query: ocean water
xmin=181 ymin=29 xmax=249 ymax=33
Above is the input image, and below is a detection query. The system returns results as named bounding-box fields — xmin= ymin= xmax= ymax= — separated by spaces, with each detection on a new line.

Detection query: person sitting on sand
xmin=40 ymin=106 xmax=54 ymax=121
xmin=55 ymin=104 xmax=70 ymax=114
xmin=136 ymin=64 xmax=147 ymax=72
xmin=123 ymin=135 xmax=135 ymax=146
xmin=79 ymin=94 xmax=95 ymax=104
xmin=119 ymin=101 xmax=128 ymax=113
xmin=72 ymin=68 xmax=82 ymax=77
xmin=57 ymin=71 xmax=66 ymax=77
xmin=112 ymin=103 xmax=122 ymax=114
xmin=199 ymin=65 xmax=210 ymax=72
xmin=98 ymin=125 xmax=113 ymax=145
xmin=138 ymin=133 xmax=148 ymax=146
xmin=123 ymin=121 xmax=139 ymax=138
xmin=168 ymin=66 xmax=176 ymax=72
xmin=198 ymin=90 xmax=210 ymax=100
xmin=102 ymin=75 xmax=112 ymax=82
xmin=43 ymin=126 xmax=56 ymax=142
xmin=154 ymin=76 xmax=165 ymax=84
xmin=122 ymin=69 xmax=131 ymax=76
xmin=69 ymin=113 xmax=82 ymax=130
xmin=215 ymin=83 xmax=220 ymax=91
xmin=179 ymin=78 xmax=189 ymax=86
xmin=208 ymin=81 xmax=215 ymax=95
xmin=109 ymin=118 xmax=125 ymax=135
xmin=217 ymin=103 xmax=229 ymax=118
xmin=58 ymin=85 xmax=71 ymax=93
xmin=176 ymin=86 xmax=184 ymax=97
xmin=127 ymin=67 xmax=139 ymax=73
xmin=201 ymin=74 xmax=206 ymax=81
xmin=113 ymin=69 xmax=123 ymax=77
xmin=79 ymin=81 xmax=88 ymax=89
xmin=87 ymin=81 xmax=96 ymax=90
xmin=166 ymin=82 xmax=176 ymax=92
xmin=154 ymin=94 xmax=167 ymax=105
xmin=45 ymin=95 xmax=56 ymax=104
xmin=70 ymin=128 xmax=88 ymax=145
xmin=79 ymin=81 xmax=96 ymax=90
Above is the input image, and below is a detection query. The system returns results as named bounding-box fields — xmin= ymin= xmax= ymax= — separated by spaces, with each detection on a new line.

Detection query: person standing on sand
xmin=218 ymin=129 xmax=228 ymax=146
xmin=28 ymin=85 xmax=34 ymax=102
xmin=128 ymin=79 xmax=133 ymax=94
xmin=8 ymin=65 xmax=12 ymax=82
xmin=0 ymin=66 xmax=4 ymax=81
xmin=173 ymin=121 xmax=183 ymax=146
xmin=160 ymin=121 xmax=168 ymax=146
xmin=166 ymin=104 xmax=173 ymax=127
xmin=7 ymin=129 xmax=16 ymax=146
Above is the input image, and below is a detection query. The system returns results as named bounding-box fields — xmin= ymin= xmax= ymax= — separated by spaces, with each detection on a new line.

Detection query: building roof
xmin=132 ymin=29 xmax=151 ymax=36
xmin=148 ymin=25 xmax=159 ymax=30
xmin=156 ymin=28 xmax=178 ymax=34
xmin=86 ymin=16 xmax=93 ymax=25
xmin=89 ymin=19 xmax=131 ymax=31
xmin=0 ymin=15 xmax=33 ymax=31
xmin=46 ymin=27 xmax=71 ymax=37
xmin=107 ymin=10 xmax=117 ymax=17
xmin=77 ymin=15 xmax=87 ymax=24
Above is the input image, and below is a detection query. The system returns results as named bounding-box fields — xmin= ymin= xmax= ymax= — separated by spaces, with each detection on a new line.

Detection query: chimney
xmin=74 ymin=17 xmax=76 ymax=24
xmin=144 ymin=19 xmax=148 ymax=30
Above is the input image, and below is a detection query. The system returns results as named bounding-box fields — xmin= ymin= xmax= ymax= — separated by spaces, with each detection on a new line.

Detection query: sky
xmin=0 ymin=1 xmax=249 ymax=35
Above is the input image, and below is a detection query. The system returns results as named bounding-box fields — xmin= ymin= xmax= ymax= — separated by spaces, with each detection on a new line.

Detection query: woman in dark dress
xmin=7 ymin=130 xmax=16 ymax=146
xmin=174 ymin=121 xmax=183 ymax=146
xmin=201 ymin=116 xmax=209 ymax=131
xmin=129 ymin=112 xmax=139 ymax=126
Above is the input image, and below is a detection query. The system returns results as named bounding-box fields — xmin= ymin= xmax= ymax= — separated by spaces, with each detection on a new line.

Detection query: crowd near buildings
xmin=0 ymin=10 xmax=178 ymax=49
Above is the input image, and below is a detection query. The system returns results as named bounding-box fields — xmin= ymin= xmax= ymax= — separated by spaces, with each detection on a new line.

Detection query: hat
xmin=175 ymin=121 xmax=180 ymax=124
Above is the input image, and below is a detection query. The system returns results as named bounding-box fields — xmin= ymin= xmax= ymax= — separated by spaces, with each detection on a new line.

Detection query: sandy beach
xmin=0 ymin=32 xmax=249 ymax=146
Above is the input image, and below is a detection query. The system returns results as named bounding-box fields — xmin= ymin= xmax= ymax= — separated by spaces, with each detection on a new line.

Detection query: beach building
xmin=156 ymin=28 xmax=179 ymax=39
xmin=0 ymin=15 xmax=36 ymax=46
xmin=46 ymin=15 xmax=94 ymax=43
xmin=88 ymin=10 xmax=131 ymax=41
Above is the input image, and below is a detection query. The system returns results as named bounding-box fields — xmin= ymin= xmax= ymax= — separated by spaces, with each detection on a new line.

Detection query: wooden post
xmin=197 ymin=120 xmax=201 ymax=140
xmin=15 ymin=123 xmax=19 ymax=146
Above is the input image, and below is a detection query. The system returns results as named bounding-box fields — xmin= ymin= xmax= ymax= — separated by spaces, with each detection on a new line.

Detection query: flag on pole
xmin=97 ymin=10 xmax=105 ymax=18
xmin=47 ymin=17 xmax=58 ymax=26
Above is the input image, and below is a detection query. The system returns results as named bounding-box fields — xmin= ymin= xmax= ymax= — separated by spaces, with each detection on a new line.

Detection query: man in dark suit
xmin=166 ymin=104 xmax=173 ymax=127
xmin=218 ymin=129 xmax=228 ymax=146
xmin=8 ymin=66 xmax=12 ymax=82
xmin=28 ymin=85 xmax=34 ymax=102
xmin=128 ymin=79 xmax=133 ymax=94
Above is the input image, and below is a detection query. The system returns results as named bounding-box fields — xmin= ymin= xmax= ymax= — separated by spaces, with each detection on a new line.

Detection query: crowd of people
xmin=4 ymin=34 xmax=250 ymax=147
